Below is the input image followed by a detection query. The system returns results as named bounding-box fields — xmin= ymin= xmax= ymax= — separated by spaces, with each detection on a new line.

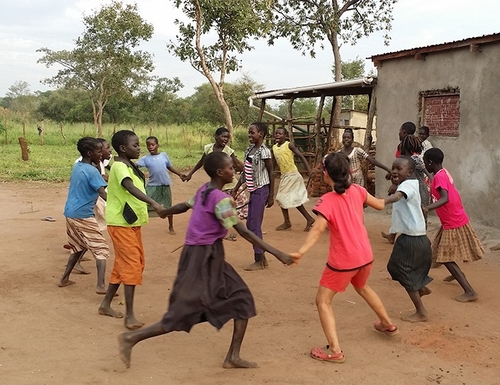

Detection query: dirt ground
xmin=2 ymin=172 xmax=500 ymax=385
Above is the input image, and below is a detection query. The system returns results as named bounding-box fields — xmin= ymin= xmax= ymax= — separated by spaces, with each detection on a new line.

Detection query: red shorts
xmin=319 ymin=263 xmax=373 ymax=293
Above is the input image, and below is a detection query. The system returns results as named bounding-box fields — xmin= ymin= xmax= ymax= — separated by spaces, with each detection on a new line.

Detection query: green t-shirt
xmin=106 ymin=161 xmax=149 ymax=227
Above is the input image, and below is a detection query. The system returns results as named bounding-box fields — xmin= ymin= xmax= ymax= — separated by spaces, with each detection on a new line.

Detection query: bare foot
xmin=118 ymin=333 xmax=134 ymax=369
xmin=223 ymin=357 xmax=258 ymax=369
xmin=95 ymin=287 xmax=119 ymax=296
xmin=98 ymin=306 xmax=124 ymax=318
xmin=381 ymin=231 xmax=395 ymax=244
xmin=125 ymin=316 xmax=145 ymax=330
xmin=244 ymin=261 xmax=265 ymax=271
xmin=168 ymin=228 xmax=176 ymax=235
xmin=63 ymin=244 xmax=71 ymax=250
xmin=454 ymin=293 xmax=478 ymax=302
xmin=275 ymin=223 xmax=291 ymax=231
xmin=419 ymin=287 xmax=432 ymax=296
xmin=58 ymin=279 xmax=76 ymax=287
xmin=490 ymin=244 xmax=500 ymax=251
xmin=443 ymin=275 xmax=456 ymax=282
xmin=74 ymin=264 xmax=90 ymax=274
xmin=304 ymin=219 xmax=315 ymax=232
xmin=401 ymin=312 xmax=428 ymax=323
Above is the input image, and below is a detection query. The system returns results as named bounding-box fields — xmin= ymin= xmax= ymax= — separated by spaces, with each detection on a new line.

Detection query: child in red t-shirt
xmin=291 ymin=152 xmax=397 ymax=364
xmin=423 ymin=148 xmax=483 ymax=302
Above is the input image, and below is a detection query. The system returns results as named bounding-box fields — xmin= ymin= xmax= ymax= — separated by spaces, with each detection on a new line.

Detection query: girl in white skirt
xmin=272 ymin=128 xmax=315 ymax=231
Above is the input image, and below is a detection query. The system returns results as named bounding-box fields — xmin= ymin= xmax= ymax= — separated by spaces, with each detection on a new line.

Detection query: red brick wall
xmin=422 ymin=94 xmax=460 ymax=137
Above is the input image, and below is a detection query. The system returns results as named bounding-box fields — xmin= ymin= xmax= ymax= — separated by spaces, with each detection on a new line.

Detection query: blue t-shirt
xmin=136 ymin=152 xmax=172 ymax=186
xmin=64 ymin=162 xmax=107 ymax=219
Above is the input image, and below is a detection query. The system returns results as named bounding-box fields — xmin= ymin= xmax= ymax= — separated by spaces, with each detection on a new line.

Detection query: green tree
xmin=168 ymin=0 xmax=272 ymax=133
xmin=270 ymin=0 xmax=397 ymax=147
xmin=37 ymin=89 xmax=93 ymax=123
xmin=37 ymin=1 xmax=155 ymax=136
xmin=333 ymin=57 xmax=369 ymax=111
xmin=6 ymin=80 xmax=39 ymax=124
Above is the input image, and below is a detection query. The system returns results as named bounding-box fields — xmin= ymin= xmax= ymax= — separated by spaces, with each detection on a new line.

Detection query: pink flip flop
xmin=374 ymin=321 xmax=399 ymax=336
xmin=310 ymin=346 xmax=345 ymax=363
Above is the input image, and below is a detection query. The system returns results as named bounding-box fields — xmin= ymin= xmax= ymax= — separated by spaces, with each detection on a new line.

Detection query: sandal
xmin=224 ymin=233 xmax=237 ymax=242
xmin=374 ymin=321 xmax=399 ymax=336
xmin=41 ymin=216 xmax=56 ymax=222
xmin=310 ymin=346 xmax=345 ymax=363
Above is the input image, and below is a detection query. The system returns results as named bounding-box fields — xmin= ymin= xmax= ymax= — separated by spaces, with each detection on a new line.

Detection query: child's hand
xmin=266 ymin=196 xmax=274 ymax=208
xmin=274 ymin=251 xmax=293 ymax=266
xmin=422 ymin=206 xmax=429 ymax=215
xmin=180 ymin=174 xmax=189 ymax=182
xmin=385 ymin=171 xmax=392 ymax=180
xmin=387 ymin=183 xmax=397 ymax=196
xmin=290 ymin=252 xmax=303 ymax=266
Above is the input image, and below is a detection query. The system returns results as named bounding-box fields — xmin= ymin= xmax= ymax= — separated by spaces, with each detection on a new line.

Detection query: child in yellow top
xmin=272 ymin=127 xmax=315 ymax=231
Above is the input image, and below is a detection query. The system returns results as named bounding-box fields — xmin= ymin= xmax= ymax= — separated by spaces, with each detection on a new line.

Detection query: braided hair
xmin=77 ymin=137 xmax=99 ymax=157
xmin=400 ymin=135 xmax=423 ymax=155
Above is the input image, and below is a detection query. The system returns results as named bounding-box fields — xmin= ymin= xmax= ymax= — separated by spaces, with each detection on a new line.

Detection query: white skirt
xmin=276 ymin=171 xmax=309 ymax=209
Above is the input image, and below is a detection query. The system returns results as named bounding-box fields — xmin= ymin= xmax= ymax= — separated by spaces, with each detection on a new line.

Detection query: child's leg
xmin=296 ymin=205 xmax=315 ymax=231
xmin=167 ymin=215 xmax=175 ymax=235
xmin=59 ymin=250 xmax=85 ymax=287
xmin=402 ymin=290 xmax=428 ymax=322
xmin=98 ymin=283 xmax=123 ymax=318
xmin=245 ymin=186 xmax=269 ymax=271
xmin=223 ymin=319 xmax=258 ymax=369
xmin=444 ymin=262 xmax=478 ymax=302
xmin=315 ymin=286 xmax=342 ymax=354
xmin=95 ymin=259 xmax=107 ymax=294
xmin=381 ymin=231 xmax=396 ymax=244
xmin=354 ymin=284 xmax=395 ymax=329
xmin=275 ymin=208 xmax=292 ymax=231
xmin=74 ymin=251 xmax=90 ymax=274
xmin=124 ymin=284 xmax=144 ymax=329
xmin=119 ymin=321 xmax=166 ymax=368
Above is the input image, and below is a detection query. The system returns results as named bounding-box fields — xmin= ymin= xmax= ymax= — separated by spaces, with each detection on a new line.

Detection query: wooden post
xmin=40 ymin=120 xmax=45 ymax=146
xmin=258 ymin=99 xmax=266 ymax=121
xmin=22 ymin=121 xmax=26 ymax=137
xmin=60 ymin=122 xmax=67 ymax=145
xmin=326 ymin=97 xmax=337 ymax=152
xmin=314 ymin=94 xmax=326 ymax=166
xmin=287 ymin=98 xmax=295 ymax=144
xmin=364 ymin=88 xmax=377 ymax=151
xmin=18 ymin=137 xmax=29 ymax=161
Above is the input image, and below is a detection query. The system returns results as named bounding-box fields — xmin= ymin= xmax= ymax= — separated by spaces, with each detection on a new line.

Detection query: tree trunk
xmin=287 ymin=98 xmax=295 ymax=144
xmin=22 ymin=120 xmax=26 ymax=137
xmin=364 ymin=89 xmax=376 ymax=151
xmin=18 ymin=137 xmax=29 ymax=161
xmin=329 ymin=31 xmax=342 ymax=151
xmin=60 ymin=122 xmax=67 ymax=145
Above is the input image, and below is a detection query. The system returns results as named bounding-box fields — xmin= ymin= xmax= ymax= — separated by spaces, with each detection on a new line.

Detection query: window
xmin=419 ymin=88 xmax=460 ymax=137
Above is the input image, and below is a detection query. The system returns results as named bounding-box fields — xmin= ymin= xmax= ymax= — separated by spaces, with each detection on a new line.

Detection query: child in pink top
xmin=423 ymin=148 xmax=483 ymax=302
xmin=291 ymin=152 xmax=397 ymax=364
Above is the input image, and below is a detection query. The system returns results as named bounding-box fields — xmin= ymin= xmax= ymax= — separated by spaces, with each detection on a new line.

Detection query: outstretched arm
xmin=122 ymin=178 xmax=162 ymax=214
xmin=233 ymin=222 xmax=293 ymax=265
xmin=289 ymin=142 xmax=312 ymax=174
xmin=231 ymin=153 xmax=244 ymax=172
xmin=366 ymin=155 xmax=392 ymax=176
xmin=97 ymin=186 xmax=107 ymax=201
xmin=264 ymin=158 xmax=274 ymax=208
xmin=167 ymin=166 xmax=187 ymax=181
xmin=384 ymin=191 xmax=405 ymax=205
xmin=184 ymin=153 xmax=206 ymax=182
xmin=290 ymin=214 xmax=327 ymax=264
xmin=366 ymin=193 xmax=385 ymax=210
xmin=158 ymin=202 xmax=191 ymax=218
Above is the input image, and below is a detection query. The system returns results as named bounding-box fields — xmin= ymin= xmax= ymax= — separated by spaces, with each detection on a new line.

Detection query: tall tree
xmin=37 ymin=1 xmax=154 ymax=136
xmin=333 ymin=57 xmax=369 ymax=111
xmin=270 ymin=0 xmax=397 ymax=148
xmin=168 ymin=0 xmax=272 ymax=133
xmin=6 ymin=81 xmax=39 ymax=124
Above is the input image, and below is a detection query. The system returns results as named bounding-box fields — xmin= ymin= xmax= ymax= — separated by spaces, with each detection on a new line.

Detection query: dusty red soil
xmin=1 ymin=173 xmax=500 ymax=384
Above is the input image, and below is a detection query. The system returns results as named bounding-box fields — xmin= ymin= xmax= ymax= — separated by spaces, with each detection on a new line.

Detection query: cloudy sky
xmin=0 ymin=0 xmax=498 ymax=98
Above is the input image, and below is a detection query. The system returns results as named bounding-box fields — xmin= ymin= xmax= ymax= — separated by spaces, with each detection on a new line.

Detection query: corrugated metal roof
xmin=251 ymin=77 xmax=376 ymax=100
xmin=370 ymin=32 xmax=500 ymax=63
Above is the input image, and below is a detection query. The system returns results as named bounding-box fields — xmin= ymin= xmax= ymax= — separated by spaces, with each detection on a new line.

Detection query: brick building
xmin=371 ymin=33 xmax=500 ymax=227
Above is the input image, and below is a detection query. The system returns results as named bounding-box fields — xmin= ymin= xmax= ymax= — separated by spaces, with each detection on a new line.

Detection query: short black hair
xmin=204 ymin=151 xmax=231 ymax=178
xmin=146 ymin=136 xmax=158 ymax=144
xmin=250 ymin=122 xmax=268 ymax=137
xmin=215 ymin=127 xmax=230 ymax=137
xmin=111 ymin=130 xmax=137 ymax=153
xmin=419 ymin=126 xmax=430 ymax=135
xmin=423 ymin=148 xmax=444 ymax=164
xmin=401 ymin=121 xmax=416 ymax=135
xmin=77 ymin=137 xmax=99 ymax=157
xmin=398 ymin=156 xmax=416 ymax=172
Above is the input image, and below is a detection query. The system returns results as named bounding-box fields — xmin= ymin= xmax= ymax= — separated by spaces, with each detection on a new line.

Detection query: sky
xmin=0 ymin=0 xmax=499 ymax=98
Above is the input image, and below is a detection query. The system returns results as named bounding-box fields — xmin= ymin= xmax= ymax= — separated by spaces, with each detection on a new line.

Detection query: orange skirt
xmin=108 ymin=226 xmax=145 ymax=285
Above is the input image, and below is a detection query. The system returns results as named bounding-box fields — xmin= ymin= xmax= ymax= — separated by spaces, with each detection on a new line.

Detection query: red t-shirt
xmin=431 ymin=168 xmax=469 ymax=229
xmin=313 ymin=184 xmax=373 ymax=270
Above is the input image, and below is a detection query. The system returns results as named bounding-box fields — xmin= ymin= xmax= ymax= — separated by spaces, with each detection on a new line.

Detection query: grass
xmin=0 ymin=121 xmax=250 ymax=182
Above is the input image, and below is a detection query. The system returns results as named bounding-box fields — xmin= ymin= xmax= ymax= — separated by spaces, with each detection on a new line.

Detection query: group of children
xmin=59 ymin=121 xmax=484 ymax=369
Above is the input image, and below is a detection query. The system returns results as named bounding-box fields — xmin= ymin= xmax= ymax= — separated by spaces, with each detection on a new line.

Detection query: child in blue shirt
xmin=59 ymin=137 xmax=110 ymax=294
xmin=136 ymin=136 xmax=186 ymax=234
